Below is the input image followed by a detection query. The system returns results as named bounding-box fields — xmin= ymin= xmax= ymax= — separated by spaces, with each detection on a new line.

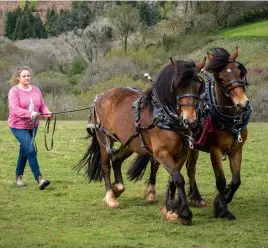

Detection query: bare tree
xmin=108 ymin=4 xmax=140 ymax=53
xmin=63 ymin=24 xmax=113 ymax=64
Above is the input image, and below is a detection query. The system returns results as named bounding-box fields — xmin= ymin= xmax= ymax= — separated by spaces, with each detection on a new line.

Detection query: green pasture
xmin=0 ymin=121 xmax=268 ymax=248
xmin=217 ymin=20 xmax=268 ymax=37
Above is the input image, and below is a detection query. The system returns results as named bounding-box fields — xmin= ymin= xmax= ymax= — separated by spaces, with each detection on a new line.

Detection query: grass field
xmin=217 ymin=20 xmax=268 ymax=37
xmin=0 ymin=121 xmax=268 ymax=248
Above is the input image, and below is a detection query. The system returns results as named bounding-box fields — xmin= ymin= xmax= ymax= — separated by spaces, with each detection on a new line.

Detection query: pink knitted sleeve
xmin=8 ymin=88 xmax=32 ymax=119
xmin=37 ymin=87 xmax=50 ymax=117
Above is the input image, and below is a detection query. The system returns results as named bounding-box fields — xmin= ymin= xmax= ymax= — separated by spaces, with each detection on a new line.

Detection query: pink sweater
xmin=8 ymin=85 xmax=49 ymax=129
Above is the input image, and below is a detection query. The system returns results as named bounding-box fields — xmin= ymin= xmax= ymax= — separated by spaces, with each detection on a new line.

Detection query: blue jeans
xmin=10 ymin=127 xmax=42 ymax=180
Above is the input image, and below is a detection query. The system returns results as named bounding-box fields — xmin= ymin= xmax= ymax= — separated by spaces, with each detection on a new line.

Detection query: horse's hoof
xmin=103 ymin=191 xmax=120 ymax=208
xmin=145 ymin=193 xmax=157 ymax=204
xmin=160 ymin=206 xmax=192 ymax=225
xmin=188 ymin=199 xmax=208 ymax=208
xmin=160 ymin=206 xmax=178 ymax=221
xmin=112 ymin=183 xmax=125 ymax=198
xmin=144 ymin=184 xmax=156 ymax=203
xmin=160 ymin=205 xmax=168 ymax=217
xmin=103 ymin=198 xmax=119 ymax=208
xmin=226 ymin=212 xmax=236 ymax=221
xmin=214 ymin=207 xmax=236 ymax=220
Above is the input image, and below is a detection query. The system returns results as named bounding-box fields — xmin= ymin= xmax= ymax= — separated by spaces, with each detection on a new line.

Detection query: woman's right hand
xmin=31 ymin=111 xmax=40 ymax=119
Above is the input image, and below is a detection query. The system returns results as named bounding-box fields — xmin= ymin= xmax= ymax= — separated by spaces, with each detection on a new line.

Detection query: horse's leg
xmin=160 ymin=156 xmax=192 ymax=225
xmin=225 ymin=148 xmax=242 ymax=204
xmin=99 ymin=145 xmax=119 ymax=208
xmin=186 ymin=149 xmax=207 ymax=208
xmin=111 ymin=148 xmax=133 ymax=198
xmin=160 ymin=177 xmax=178 ymax=221
xmin=210 ymin=147 xmax=236 ymax=220
xmin=144 ymin=158 xmax=159 ymax=203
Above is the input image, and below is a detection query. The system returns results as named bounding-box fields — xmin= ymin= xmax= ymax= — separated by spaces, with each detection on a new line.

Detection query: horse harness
xmin=90 ymin=87 xmax=196 ymax=159
xmin=194 ymin=67 xmax=252 ymax=157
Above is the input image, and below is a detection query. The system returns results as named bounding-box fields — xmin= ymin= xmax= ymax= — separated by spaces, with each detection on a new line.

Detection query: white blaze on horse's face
xmin=219 ymin=63 xmax=249 ymax=108
xmin=182 ymin=104 xmax=197 ymax=128
xmin=179 ymin=82 xmax=201 ymax=128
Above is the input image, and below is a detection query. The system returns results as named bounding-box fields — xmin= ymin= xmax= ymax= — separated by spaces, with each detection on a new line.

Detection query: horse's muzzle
xmin=183 ymin=119 xmax=197 ymax=129
xmin=236 ymin=99 xmax=249 ymax=110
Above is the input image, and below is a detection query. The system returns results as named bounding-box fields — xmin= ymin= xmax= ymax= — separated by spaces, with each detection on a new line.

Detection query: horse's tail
xmin=127 ymin=155 xmax=150 ymax=182
xmin=74 ymin=130 xmax=102 ymax=182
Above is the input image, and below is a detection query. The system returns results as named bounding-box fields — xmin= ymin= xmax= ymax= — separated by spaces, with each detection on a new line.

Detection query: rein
xmin=38 ymin=106 xmax=92 ymax=151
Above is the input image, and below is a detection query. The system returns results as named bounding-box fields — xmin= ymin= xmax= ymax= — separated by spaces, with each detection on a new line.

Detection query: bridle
xmin=213 ymin=60 xmax=249 ymax=98
xmin=176 ymin=76 xmax=205 ymax=110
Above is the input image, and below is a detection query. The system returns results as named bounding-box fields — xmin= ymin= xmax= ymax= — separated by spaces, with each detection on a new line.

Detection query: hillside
xmin=9 ymin=34 xmax=268 ymax=122
xmin=217 ymin=20 xmax=268 ymax=37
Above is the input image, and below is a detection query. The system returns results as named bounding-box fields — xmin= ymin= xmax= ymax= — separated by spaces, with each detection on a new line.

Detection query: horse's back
xmin=95 ymin=87 xmax=143 ymax=138
xmin=97 ymin=87 xmax=142 ymax=111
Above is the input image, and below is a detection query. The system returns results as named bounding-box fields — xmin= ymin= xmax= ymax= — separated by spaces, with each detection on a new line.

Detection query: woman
xmin=8 ymin=66 xmax=52 ymax=190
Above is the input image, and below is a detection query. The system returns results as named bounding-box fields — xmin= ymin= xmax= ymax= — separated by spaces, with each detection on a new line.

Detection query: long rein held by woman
xmin=32 ymin=106 xmax=93 ymax=151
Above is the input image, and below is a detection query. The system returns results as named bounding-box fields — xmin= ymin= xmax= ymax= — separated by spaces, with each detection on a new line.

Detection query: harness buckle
xmin=189 ymin=140 xmax=194 ymax=149
xmin=238 ymin=133 xmax=242 ymax=143
xmin=186 ymin=135 xmax=195 ymax=149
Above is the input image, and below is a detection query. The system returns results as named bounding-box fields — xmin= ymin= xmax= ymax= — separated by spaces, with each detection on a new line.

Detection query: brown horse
xmin=129 ymin=47 xmax=252 ymax=221
xmin=186 ymin=47 xmax=252 ymax=220
xmin=76 ymin=58 xmax=205 ymax=225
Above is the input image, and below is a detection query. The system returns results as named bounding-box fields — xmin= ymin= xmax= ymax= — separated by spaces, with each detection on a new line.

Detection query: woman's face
xmin=18 ymin=70 xmax=31 ymax=85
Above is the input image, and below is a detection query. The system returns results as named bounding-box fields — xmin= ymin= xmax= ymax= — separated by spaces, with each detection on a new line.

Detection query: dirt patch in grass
xmin=248 ymin=68 xmax=268 ymax=76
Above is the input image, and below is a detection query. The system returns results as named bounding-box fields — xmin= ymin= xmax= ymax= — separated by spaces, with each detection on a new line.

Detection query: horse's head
xmin=170 ymin=58 xmax=206 ymax=129
xmin=206 ymin=47 xmax=249 ymax=110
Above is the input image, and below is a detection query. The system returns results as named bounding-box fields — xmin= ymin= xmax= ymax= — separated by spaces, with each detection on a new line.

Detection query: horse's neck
xmin=214 ymin=82 xmax=238 ymax=116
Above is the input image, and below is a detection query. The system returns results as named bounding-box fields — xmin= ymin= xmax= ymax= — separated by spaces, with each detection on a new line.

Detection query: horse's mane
xmin=144 ymin=60 xmax=197 ymax=108
xmin=205 ymin=48 xmax=230 ymax=73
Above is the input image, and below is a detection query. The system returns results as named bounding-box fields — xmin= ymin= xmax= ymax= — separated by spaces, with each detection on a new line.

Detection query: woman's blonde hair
xmin=11 ymin=66 xmax=32 ymax=86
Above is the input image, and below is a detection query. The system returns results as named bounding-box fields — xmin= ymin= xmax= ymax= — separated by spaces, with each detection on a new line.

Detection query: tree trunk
xmin=124 ymin=36 xmax=128 ymax=53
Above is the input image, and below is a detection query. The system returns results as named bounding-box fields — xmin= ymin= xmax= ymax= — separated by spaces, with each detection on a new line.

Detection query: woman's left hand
xmin=44 ymin=111 xmax=53 ymax=118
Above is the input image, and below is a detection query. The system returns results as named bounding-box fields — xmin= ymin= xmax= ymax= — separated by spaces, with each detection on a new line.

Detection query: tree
xmin=108 ymin=4 xmax=140 ymax=53
xmin=63 ymin=24 xmax=112 ymax=64
xmin=7 ymin=7 xmax=47 ymax=40
xmin=12 ymin=13 xmax=30 ymax=40
xmin=45 ymin=8 xmax=58 ymax=36
xmin=4 ymin=8 xmax=22 ymax=39
xmin=4 ymin=11 xmax=15 ymax=39
xmin=34 ymin=14 xmax=47 ymax=39
xmin=70 ymin=1 xmax=92 ymax=29
xmin=138 ymin=2 xmax=159 ymax=27
xmin=57 ymin=9 xmax=70 ymax=34
xmin=55 ymin=3 xmax=93 ymax=36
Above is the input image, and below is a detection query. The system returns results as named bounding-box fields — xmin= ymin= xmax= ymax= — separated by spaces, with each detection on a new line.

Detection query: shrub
xmin=105 ymin=48 xmax=162 ymax=71
xmin=78 ymin=56 xmax=144 ymax=91
xmin=34 ymin=71 xmax=70 ymax=95
xmin=68 ymin=56 xmax=87 ymax=77
xmin=68 ymin=74 xmax=83 ymax=85
xmin=43 ymin=92 xmax=79 ymax=120
xmin=76 ymin=75 xmax=149 ymax=114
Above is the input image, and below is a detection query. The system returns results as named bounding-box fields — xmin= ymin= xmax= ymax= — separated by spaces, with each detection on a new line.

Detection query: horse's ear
xmin=230 ymin=46 xmax=239 ymax=61
xmin=207 ymin=52 xmax=213 ymax=61
xmin=170 ymin=57 xmax=177 ymax=70
xmin=196 ymin=57 xmax=206 ymax=73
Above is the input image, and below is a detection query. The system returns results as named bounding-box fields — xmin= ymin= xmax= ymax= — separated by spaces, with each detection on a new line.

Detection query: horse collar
xmin=151 ymin=89 xmax=187 ymax=135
